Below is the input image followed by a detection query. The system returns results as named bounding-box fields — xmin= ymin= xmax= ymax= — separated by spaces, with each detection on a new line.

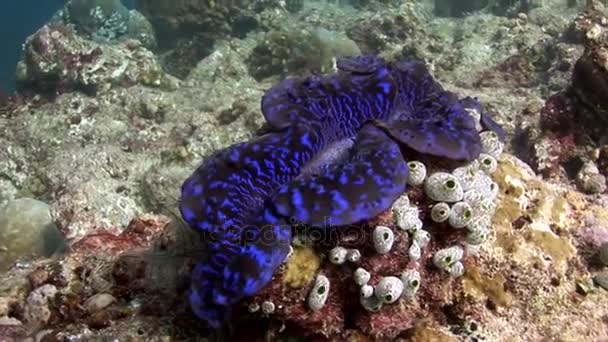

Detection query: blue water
xmin=0 ymin=0 xmax=135 ymax=93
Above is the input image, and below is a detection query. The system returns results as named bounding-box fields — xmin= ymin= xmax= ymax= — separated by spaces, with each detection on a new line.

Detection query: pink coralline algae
xmin=71 ymin=214 xmax=170 ymax=256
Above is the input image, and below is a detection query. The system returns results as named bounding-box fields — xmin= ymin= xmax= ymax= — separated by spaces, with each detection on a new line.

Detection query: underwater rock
xmin=576 ymin=161 xmax=607 ymax=194
xmin=247 ymin=26 xmax=361 ymax=80
xmin=0 ymin=198 xmax=65 ymax=272
xmin=434 ymin=0 xmax=490 ymax=17
xmin=16 ymin=24 xmax=174 ymax=98
xmin=135 ymin=0 xmax=273 ymax=49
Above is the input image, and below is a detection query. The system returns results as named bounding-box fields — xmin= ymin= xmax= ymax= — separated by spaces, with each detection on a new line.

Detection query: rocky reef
xmin=2 ymin=0 xmax=608 ymax=341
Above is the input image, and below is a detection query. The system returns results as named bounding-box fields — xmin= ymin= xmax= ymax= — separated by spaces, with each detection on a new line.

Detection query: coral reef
xmin=135 ymin=0 xmax=274 ymax=49
xmin=2 ymin=0 xmax=608 ymax=340
xmin=15 ymin=24 xmax=175 ymax=98
xmin=180 ymin=54 xmax=504 ymax=329
xmin=512 ymin=2 xmax=608 ymax=192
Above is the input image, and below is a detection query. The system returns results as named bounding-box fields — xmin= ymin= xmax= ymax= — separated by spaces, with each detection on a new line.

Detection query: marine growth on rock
xmin=178 ymin=55 xmax=504 ymax=328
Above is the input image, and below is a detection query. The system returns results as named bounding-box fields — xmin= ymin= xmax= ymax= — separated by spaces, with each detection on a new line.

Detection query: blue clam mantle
xmin=179 ymin=55 xmax=504 ymax=328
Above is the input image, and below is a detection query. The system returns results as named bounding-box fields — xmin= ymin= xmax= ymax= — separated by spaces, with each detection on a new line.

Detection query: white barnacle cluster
xmin=350 ymin=135 xmax=505 ymax=311
xmin=329 ymin=246 xmax=361 ymax=264
xmin=391 ymin=193 xmax=428 ymax=261
xmin=353 ymin=267 xmax=421 ymax=312
xmin=425 ymin=133 xmax=504 ymax=276
xmin=433 ymin=245 xmax=465 ymax=277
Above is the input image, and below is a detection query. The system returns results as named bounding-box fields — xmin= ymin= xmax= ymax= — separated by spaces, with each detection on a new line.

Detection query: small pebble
xmin=593 ymin=271 xmax=608 ymax=290
xmin=85 ymin=293 xmax=116 ymax=313
xmin=599 ymin=242 xmax=608 ymax=266
xmin=576 ymin=161 xmax=607 ymax=194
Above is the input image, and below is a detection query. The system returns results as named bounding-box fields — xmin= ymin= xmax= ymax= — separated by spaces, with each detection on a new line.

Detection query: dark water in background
xmin=0 ymin=0 xmax=135 ymax=93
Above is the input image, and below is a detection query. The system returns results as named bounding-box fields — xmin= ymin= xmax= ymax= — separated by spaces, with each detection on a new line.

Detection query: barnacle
xmin=354 ymin=267 xmax=371 ymax=286
xmin=449 ymin=201 xmax=473 ymax=228
xmin=433 ymin=246 xmax=464 ymax=271
xmin=373 ymin=225 xmax=395 ymax=254
xmin=413 ymin=229 xmax=431 ymax=248
xmin=346 ymin=249 xmax=362 ymax=263
xmin=261 ymin=301 xmax=276 ymax=314
xmin=448 ymin=261 xmax=465 ymax=278
xmin=425 ymin=172 xmax=465 ymax=202
xmin=308 ymin=274 xmax=330 ymax=311
xmin=400 ymin=269 xmax=421 ymax=297
xmin=466 ymin=226 xmax=491 ymax=245
xmin=480 ymin=131 xmax=504 ymax=159
xmin=408 ymin=241 xmax=422 ymax=261
xmin=375 ymin=276 xmax=404 ymax=304
xmin=360 ymin=284 xmax=374 ymax=298
xmin=329 ymin=246 xmax=348 ymax=265
xmin=431 ymin=202 xmax=451 ymax=223
xmin=406 ymin=161 xmax=427 ymax=186
xmin=179 ymin=55 xmax=504 ymax=328
xmin=478 ymin=153 xmax=498 ymax=174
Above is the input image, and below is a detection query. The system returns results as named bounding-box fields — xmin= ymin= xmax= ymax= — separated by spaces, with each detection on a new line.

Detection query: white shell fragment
xmin=329 ymin=246 xmax=348 ymax=265
xmin=360 ymin=284 xmax=374 ymax=298
xmin=400 ymin=269 xmax=421 ymax=297
xmin=431 ymin=202 xmax=451 ymax=223
xmin=373 ymin=225 xmax=394 ymax=254
xmin=433 ymin=246 xmax=464 ymax=271
xmin=449 ymin=201 xmax=473 ymax=228
xmin=374 ymin=276 xmax=403 ymax=304
xmin=308 ymin=274 xmax=330 ymax=312
xmin=480 ymin=131 xmax=504 ymax=159
xmin=346 ymin=249 xmax=361 ymax=263
xmin=354 ymin=267 xmax=371 ymax=286
xmin=425 ymin=172 xmax=464 ymax=202
xmin=407 ymin=161 xmax=427 ymax=186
